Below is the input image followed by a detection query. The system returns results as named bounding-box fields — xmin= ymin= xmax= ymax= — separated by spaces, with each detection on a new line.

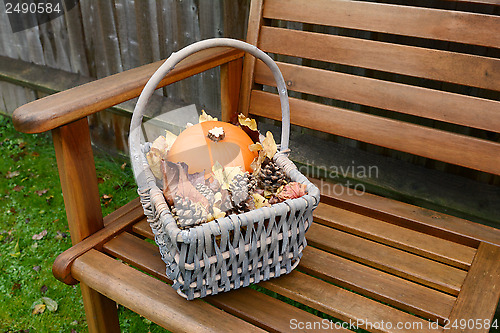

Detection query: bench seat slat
xmin=314 ymin=203 xmax=476 ymax=269
xmin=308 ymin=178 xmax=500 ymax=247
xmin=254 ymin=60 xmax=500 ymax=133
xmin=103 ymin=232 xmax=351 ymax=333
xmin=300 ymin=247 xmax=455 ymax=323
xmin=249 ymin=90 xmax=500 ymax=175
xmin=72 ymin=249 xmax=266 ymax=333
xmin=259 ymin=26 xmax=500 ymax=91
xmin=307 ymin=223 xmax=467 ymax=295
xmin=263 ymin=0 xmax=500 ymax=48
xmin=261 ymin=271 xmax=442 ymax=333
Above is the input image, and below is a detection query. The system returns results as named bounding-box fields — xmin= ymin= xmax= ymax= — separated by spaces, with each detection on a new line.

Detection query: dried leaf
xmin=32 ymin=151 xmax=40 ymax=157
xmin=40 ymin=285 xmax=48 ymax=294
xmin=277 ymin=182 xmax=307 ymax=201
xmin=10 ymin=239 xmax=20 ymax=257
xmin=13 ymin=185 xmax=24 ymax=192
xmin=207 ymin=206 xmax=226 ymax=222
xmin=262 ymin=131 xmax=277 ymax=159
xmin=6 ymin=170 xmax=20 ymax=179
xmin=42 ymin=297 xmax=58 ymax=312
xmin=32 ymin=230 xmax=47 ymax=240
xmin=238 ymin=114 xmax=258 ymax=131
xmin=32 ymin=303 xmax=45 ymax=315
xmin=253 ymin=193 xmax=271 ymax=209
xmin=176 ymin=169 xmax=209 ymax=208
xmin=146 ymin=131 xmax=177 ymax=179
xmin=212 ymin=162 xmax=244 ymax=190
xmin=97 ymin=177 xmax=104 ymax=184
xmin=120 ymin=162 xmax=127 ymax=170
xmin=250 ymin=150 xmax=266 ymax=176
xmin=33 ymin=265 xmax=41 ymax=272
xmin=35 ymin=189 xmax=48 ymax=196
xmin=199 ymin=110 xmax=218 ymax=123
xmin=249 ymin=143 xmax=262 ymax=152
xmin=11 ymin=282 xmax=21 ymax=292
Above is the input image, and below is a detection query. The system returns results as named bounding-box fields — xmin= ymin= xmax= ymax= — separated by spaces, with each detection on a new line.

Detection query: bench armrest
xmin=12 ymin=47 xmax=244 ymax=133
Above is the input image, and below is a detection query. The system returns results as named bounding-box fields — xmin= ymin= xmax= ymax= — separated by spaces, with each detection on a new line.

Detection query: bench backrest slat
xmin=242 ymin=0 xmax=500 ymax=176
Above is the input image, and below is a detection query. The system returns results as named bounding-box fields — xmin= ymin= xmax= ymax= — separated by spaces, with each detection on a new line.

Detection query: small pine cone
xmin=229 ymin=173 xmax=251 ymax=205
xmin=171 ymin=196 xmax=206 ymax=229
xmin=227 ymin=199 xmax=251 ymax=215
xmin=195 ymin=183 xmax=215 ymax=205
xmin=258 ymin=159 xmax=288 ymax=192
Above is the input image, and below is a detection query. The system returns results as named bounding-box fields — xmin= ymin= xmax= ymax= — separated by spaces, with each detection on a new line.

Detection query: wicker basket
xmin=129 ymin=38 xmax=320 ymax=300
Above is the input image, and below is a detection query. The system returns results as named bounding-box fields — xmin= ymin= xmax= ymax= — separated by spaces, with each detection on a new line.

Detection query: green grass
xmin=0 ymin=115 xmax=169 ymax=332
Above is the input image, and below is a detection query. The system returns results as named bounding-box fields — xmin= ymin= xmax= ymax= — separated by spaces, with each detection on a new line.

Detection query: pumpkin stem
xmin=207 ymin=126 xmax=225 ymax=142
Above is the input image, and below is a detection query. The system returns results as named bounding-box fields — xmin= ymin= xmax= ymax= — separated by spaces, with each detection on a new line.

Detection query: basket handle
xmin=129 ymin=38 xmax=290 ymax=183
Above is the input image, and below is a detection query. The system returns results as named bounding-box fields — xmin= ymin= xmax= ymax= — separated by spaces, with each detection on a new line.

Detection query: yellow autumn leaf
xmin=207 ymin=206 xmax=226 ymax=222
xmin=249 ymin=143 xmax=262 ymax=152
xmin=212 ymin=162 xmax=244 ymax=190
xmin=32 ymin=303 xmax=46 ymax=315
xmin=238 ymin=114 xmax=258 ymax=131
xmin=262 ymin=131 xmax=277 ymax=159
xmin=253 ymin=193 xmax=270 ymax=209
xmin=199 ymin=110 xmax=218 ymax=123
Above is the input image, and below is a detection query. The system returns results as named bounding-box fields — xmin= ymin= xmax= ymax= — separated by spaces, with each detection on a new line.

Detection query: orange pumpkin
xmin=167 ymin=121 xmax=257 ymax=174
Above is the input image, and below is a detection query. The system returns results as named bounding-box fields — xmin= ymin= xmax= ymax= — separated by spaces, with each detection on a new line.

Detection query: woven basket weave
xmin=129 ymin=38 xmax=320 ymax=300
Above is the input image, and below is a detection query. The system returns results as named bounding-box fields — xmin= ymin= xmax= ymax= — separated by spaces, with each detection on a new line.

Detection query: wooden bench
xmin=13 ymin=0 xmax=500 ymax=332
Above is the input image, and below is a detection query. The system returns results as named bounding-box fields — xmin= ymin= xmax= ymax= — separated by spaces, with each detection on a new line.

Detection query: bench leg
xmin=52 ymin=118 xmax=121 ymax=331
xmin=81 ymin=283 xmax=121 ymax=333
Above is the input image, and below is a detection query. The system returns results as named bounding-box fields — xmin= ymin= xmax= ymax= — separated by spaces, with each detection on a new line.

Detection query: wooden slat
xmin=132 ymin=219 xmax=153 ymax=238
xmin=308 ymin=178 xmax=500 ymax=247
xmin=12 ymin=48 xmax=244 ymax=133
xmin=254 ymin=60 xmax=500 ymax=133
xmin=53 ymin=203 xmax=145 ymax=285
xmin=299 ymin=247 xmax=455 ymax=323
xmin=238 ymin=0 xmax=265 ymax=116
xmin=221 ymin=57 xmax=243 ymax=124
xmin=72 ymin=249 xmax=265 ymax=333
xmin=447 ymin=242 xmax=500 ymax=332
xmin=249 ymin=90 xmax=500 ymax=175
xmin=263 ymin=0 xmax=500 ymax=48
xmin=314 ymin=203 xmax=476 ymax=269
xmin=258 ymin=26 xmax=500 ymax=91
xmin=103 ymin=232 xmax=351 ymax=333
xmin=307 ymin=223 xmax=467 ymax=295
xmin=261 ymin=271 xmax=442 ymax=333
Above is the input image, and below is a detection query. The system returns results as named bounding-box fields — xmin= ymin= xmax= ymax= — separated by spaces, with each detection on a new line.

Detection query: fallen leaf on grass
xmin=13 ymin=185 xmax=24 ymax=192
xmin=42 ymin=297 xmax=57 ymax=312
xmin=32 ymin=151 xmax=40 ymax=157
xmin=97 ymin=177 xmax=105 ymax=184
xmin=40 ymin=285 xmax=48 ymax=294
xmin=34 ymin=189 xmax=48 ymax=196
xmin=6 ymin=170 xmax=20 ymax=179
xmin=121 ymin=162 xmax=127 ymax=170
xmin=10 ymin=239 xmax=20 ymax=257
xmin=11 ymin=282 xmax=21 ymax=292
xmin=10 ymin=207 xmax=17 ymax=214
xmin=32 ymin=230 xmax=48 ymax=240
xmin=32 ymin=303 xmax=46 ymax=315
xmin=33 ymin=265 xmax=41 ymax=272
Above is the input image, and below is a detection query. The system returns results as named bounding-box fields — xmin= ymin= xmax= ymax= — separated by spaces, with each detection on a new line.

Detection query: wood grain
xmin=263 ymin=0 xmax=500 ymax=48
xmin=258 ymin=26 xmax=500 ymax=91
xmin=52 ymin=204 xmax=145 ymax=285
xmin=72 ymin=249 xmax=265 ymax=333
xmin=447 ymin=242 xmax=500 ymax=332
xmin=51 ymin=118 xmax=120 ymax=332
xmin=254 ymin=60 xmax=500 ymax=133
xmin=103 ymin=232 xmax=351 ymax=332
xmin=313 ymin=203 xmax=476 ymax=269
xmin=249 ymin=90 xmax=500 ymax=175
xmin=261 ymin=271 xmax=442 ymax=333
xmin=238 ymin=0 xmax=264 ymax=116
xmin=306 ymin=223 xmax=467 ymax=295
xmin=221 ymin=57 xmax=243 ymax=124
xmin=308 ymin=178 xmax=500 ymax=248
xmin=13 ymin=48 xmax=244 ymax=133
xmin=51 ymin=118 xmax=103 ymax=244
xmin=299 ymin=247 xmax=455 ymax=323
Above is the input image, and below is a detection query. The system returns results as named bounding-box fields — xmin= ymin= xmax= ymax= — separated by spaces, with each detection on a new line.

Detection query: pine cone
xmin=257 ymin=158 xmax=288 ymax=192
xmin=195 ymin=183 xmax=215 ymax=205
xmin=227 ymin=198 xmax=254 ymax=215
xmin=229 ymin=173 xmax=251 ymax=205
xmin=171 ymin=195 xmax=206 ymax=229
